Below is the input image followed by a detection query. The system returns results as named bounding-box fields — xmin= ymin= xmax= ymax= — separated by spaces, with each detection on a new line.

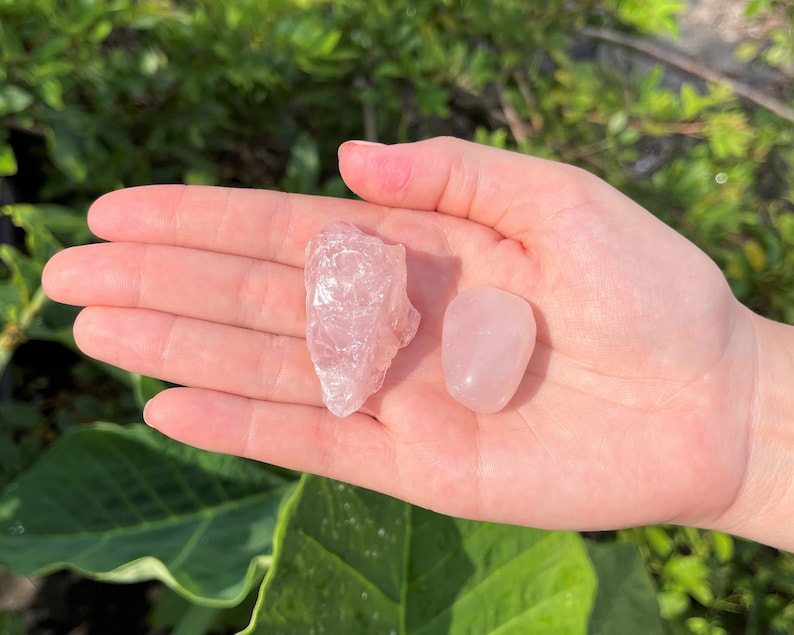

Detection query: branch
xmin=581 ymin=26 xmax=794 ymax=125
xmin=0 ymin=286 xmax=48 ymax=375
xmin=496 ymin=77 xmax=531 ymax=143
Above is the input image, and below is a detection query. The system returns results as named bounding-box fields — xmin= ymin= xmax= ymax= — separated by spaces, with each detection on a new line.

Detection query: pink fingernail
xmin=342 ymin=140 xmax=386 ymax=149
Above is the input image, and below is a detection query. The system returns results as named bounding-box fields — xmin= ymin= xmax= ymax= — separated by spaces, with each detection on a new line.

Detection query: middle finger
xmin=45 ymin=242 xmax=307 ymax=337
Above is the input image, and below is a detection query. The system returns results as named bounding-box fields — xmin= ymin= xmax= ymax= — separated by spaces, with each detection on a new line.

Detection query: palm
xmin=43 ymin=138 xmax=754 ymax=532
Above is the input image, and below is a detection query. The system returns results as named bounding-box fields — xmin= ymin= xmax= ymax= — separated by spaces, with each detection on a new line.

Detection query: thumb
xmin=337 ymin=136 xmax=606 ymax=240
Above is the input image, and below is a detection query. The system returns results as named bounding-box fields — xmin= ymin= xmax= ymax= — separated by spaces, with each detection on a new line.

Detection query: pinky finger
xmin=144 ymin=387 xmax=397 ymax=488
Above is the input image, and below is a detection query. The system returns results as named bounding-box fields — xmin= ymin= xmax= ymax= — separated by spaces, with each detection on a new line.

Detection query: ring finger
xmin=74 ymin=306 xmax=323 ymax=406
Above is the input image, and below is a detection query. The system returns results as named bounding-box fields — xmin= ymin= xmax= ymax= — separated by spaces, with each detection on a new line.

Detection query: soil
xmin=0 ymin=571 xmax=163 ymax=635
xmin=685 ymin=0 xmax=786 ymax=42
xmin=677 ymin=0 xmax=792 ymax=83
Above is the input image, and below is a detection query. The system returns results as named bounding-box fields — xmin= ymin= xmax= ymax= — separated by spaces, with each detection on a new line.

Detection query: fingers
xmin=338 ymin=137 xmax=610 ymax=242
xmin=144 ymin=387 xmax=482 ymax=518
xmin=87 ymin=184 xmax=392 ymax=268
xmin=74 ymin=307 xmax=323 ymax=405
xmin=43 ymin=243 xmax=306 ymax=337
xmin=144 ymin=387 xmax=397 ymax=490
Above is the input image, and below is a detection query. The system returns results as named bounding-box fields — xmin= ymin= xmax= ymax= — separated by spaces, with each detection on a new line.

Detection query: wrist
xmin=711 ymin=309 xmax=794 ymax=551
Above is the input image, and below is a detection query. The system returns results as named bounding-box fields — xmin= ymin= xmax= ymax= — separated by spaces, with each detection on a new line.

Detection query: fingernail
xmin=340 ymin=140 xmax=386 ymax=153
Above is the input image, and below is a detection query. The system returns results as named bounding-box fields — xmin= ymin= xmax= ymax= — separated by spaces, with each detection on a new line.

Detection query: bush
xmin=1 ymin=0 xmax=793 ymax=633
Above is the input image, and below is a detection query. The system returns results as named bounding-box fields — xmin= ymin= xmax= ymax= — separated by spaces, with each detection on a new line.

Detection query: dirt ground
xmin=685 ymin=0 xmax=786 ymax=41
xmin=1 ymin=570 xmax=159 ymax=635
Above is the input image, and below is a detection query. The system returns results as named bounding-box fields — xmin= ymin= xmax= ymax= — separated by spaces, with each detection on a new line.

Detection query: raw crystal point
xmin=305 ymin=220 xmax=420 ymax=417
xmin=442 ymin=287 xmax=536 ymax=414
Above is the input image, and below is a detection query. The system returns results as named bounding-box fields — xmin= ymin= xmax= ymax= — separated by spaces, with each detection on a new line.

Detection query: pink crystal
xmin=305 ymin=220 xmax=420 ymax=417
xmin=442 ymin=287 xmax=536 ymax=414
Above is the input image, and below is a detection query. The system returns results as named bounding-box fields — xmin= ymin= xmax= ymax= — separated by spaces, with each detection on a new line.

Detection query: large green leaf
xmin=586 ymin=541 xmax=664 ymax=635
xmin=0 ymin=423 xmax=297 ymax=606
xmin=244 ymin=475 xmax=596 ymax=634
xmin=0 ymin=610 xmax=26 ymax=635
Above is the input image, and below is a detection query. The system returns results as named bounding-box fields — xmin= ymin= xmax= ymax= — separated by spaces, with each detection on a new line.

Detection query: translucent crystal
xmin=305 ymin=220 xmax=420 ymax=417
xmin=442 ymin=287 xmax=536 ymax=414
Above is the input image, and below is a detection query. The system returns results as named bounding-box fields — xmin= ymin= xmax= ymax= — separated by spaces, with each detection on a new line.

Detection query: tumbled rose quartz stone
xmin=305 ymin=220 xmax=420 ymax=417
xmin=442 ymin=287 xmax=536 ymax=414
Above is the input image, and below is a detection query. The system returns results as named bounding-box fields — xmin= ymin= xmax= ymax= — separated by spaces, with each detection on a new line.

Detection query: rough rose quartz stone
xmin=442 ymin=287 xmax=536 ymax=414
xmin=305 ymin=220 xmax=420 ymax=417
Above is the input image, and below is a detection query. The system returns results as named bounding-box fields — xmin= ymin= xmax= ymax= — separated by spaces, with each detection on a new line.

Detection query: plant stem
xmin=581 ymin=26 xmax=794 ymax=125
xmin=0 ymin=285 xmax=48 ymax=375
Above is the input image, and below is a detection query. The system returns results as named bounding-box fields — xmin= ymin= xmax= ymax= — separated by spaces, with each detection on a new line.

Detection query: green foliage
xmin=0 ymin=401 xmax=46 ymax=490
xmin=1 ymin=425 xmax=664 ymax=633
xmin=150 ymin=586 xmax=261 ymax=635
xmin=0 ymin=424 xmax=295 ymax=605
xmin=605 ymin=0 xmax=686 ymax=37
xmin=738 ymin=0 xmax=794 ymax=75
xmin=0 ymin=610 xmax=25 ymax=635
xmin=247 ymin=476 xmax=597 ymax=634
xmin=621 ymin=525 xmax=794 ymax=634
xmin=586 ymin=541 xmax=665 ymax=635
xmin=1 ymin=0 xmax=793 ymax=632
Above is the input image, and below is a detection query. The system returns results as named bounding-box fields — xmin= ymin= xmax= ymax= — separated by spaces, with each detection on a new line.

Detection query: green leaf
xmin=244 ymin=475 xmax=596 ymax=633
xmin=0 ymin=281 xmax=22 ymax=322
xmin=735 ymin=41 xmax=760 ymax=64
xmin=705 ymin=112 xmax=754 ymax=159
xmin=611 ymin=0 xmax=685 ymax=37
xmin=664 ymin=555 xmax=714 ymax=606
xmin=151 ymin=585 xmax=259 ymax=634
xmin=130 ymin=373 xmax=170 ymax=410
xmin=2 ymin=203 xmax=63 ymax=264
xmin=0 ymin=400 xmax=42 ymax=430
xmin=657 ymin=590 xmax=690 ymax=620
xmin=0 ymin=85 xmax=33 ymax=117
xmin=685 ymin=616 xmax=728 ymax=635
xmin=283 ymin=132 xmax=320 ymax=194
xmin=0 ymin=610 xmax=26 ymax=635
xmin=744 ymin=0 xmax=772 ymax=17
xmin=47 ymin=110 xmax=89 ymax=183
xmin=0 ymin=244 xmax=41 ymax=304
xmin=184 ymin=169 xmax=217 ymax=186
xmin=39 ymin=78 xmax=64 ymax=110
xmin=0 ymin=143 xmax=17 ymax=176
xmin=606 ymin=112 xmax=629 ymax=136
xmin=0 ymin=427 xmax=43 ymax=492
xmin=0 ymin=423 xmax=297 ymax=606
xmin=26 ymin=298 xmax=80 ymax=347
xmin=169 ymin=604 xmax=222 ymax=635
xmin=586 ymin=541 xmax=664 ymax=635
xmin=31 ymin=36 xmax=70 ymax=63
xmin=680 ymin=84 xmax=706 ymax=120
xmin=89 ymin=19 xmax=113 ymax=43
xmin=27 ymin=204 xmax=93 ymax=247
xmin=645 ymin=525 xmax=674 ymax=557
xmin=710 ymin=532 xmax=734 ymax=564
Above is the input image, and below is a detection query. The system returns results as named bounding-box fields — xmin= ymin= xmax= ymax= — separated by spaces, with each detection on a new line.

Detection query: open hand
xmin=43 ymin=138 xmax=758 ymax=533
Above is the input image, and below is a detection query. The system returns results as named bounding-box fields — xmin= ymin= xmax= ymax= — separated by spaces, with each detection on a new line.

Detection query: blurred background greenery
xmin=1 ymin=0 xmax=793 ymax=633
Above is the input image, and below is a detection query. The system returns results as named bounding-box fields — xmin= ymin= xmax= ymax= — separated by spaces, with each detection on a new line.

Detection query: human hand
xmin=42 ymin=137 xmax=759 ymax=535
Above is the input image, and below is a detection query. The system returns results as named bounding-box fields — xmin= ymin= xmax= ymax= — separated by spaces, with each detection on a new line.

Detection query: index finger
xmin=87 ymin=185 xmax=394 ymax=268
